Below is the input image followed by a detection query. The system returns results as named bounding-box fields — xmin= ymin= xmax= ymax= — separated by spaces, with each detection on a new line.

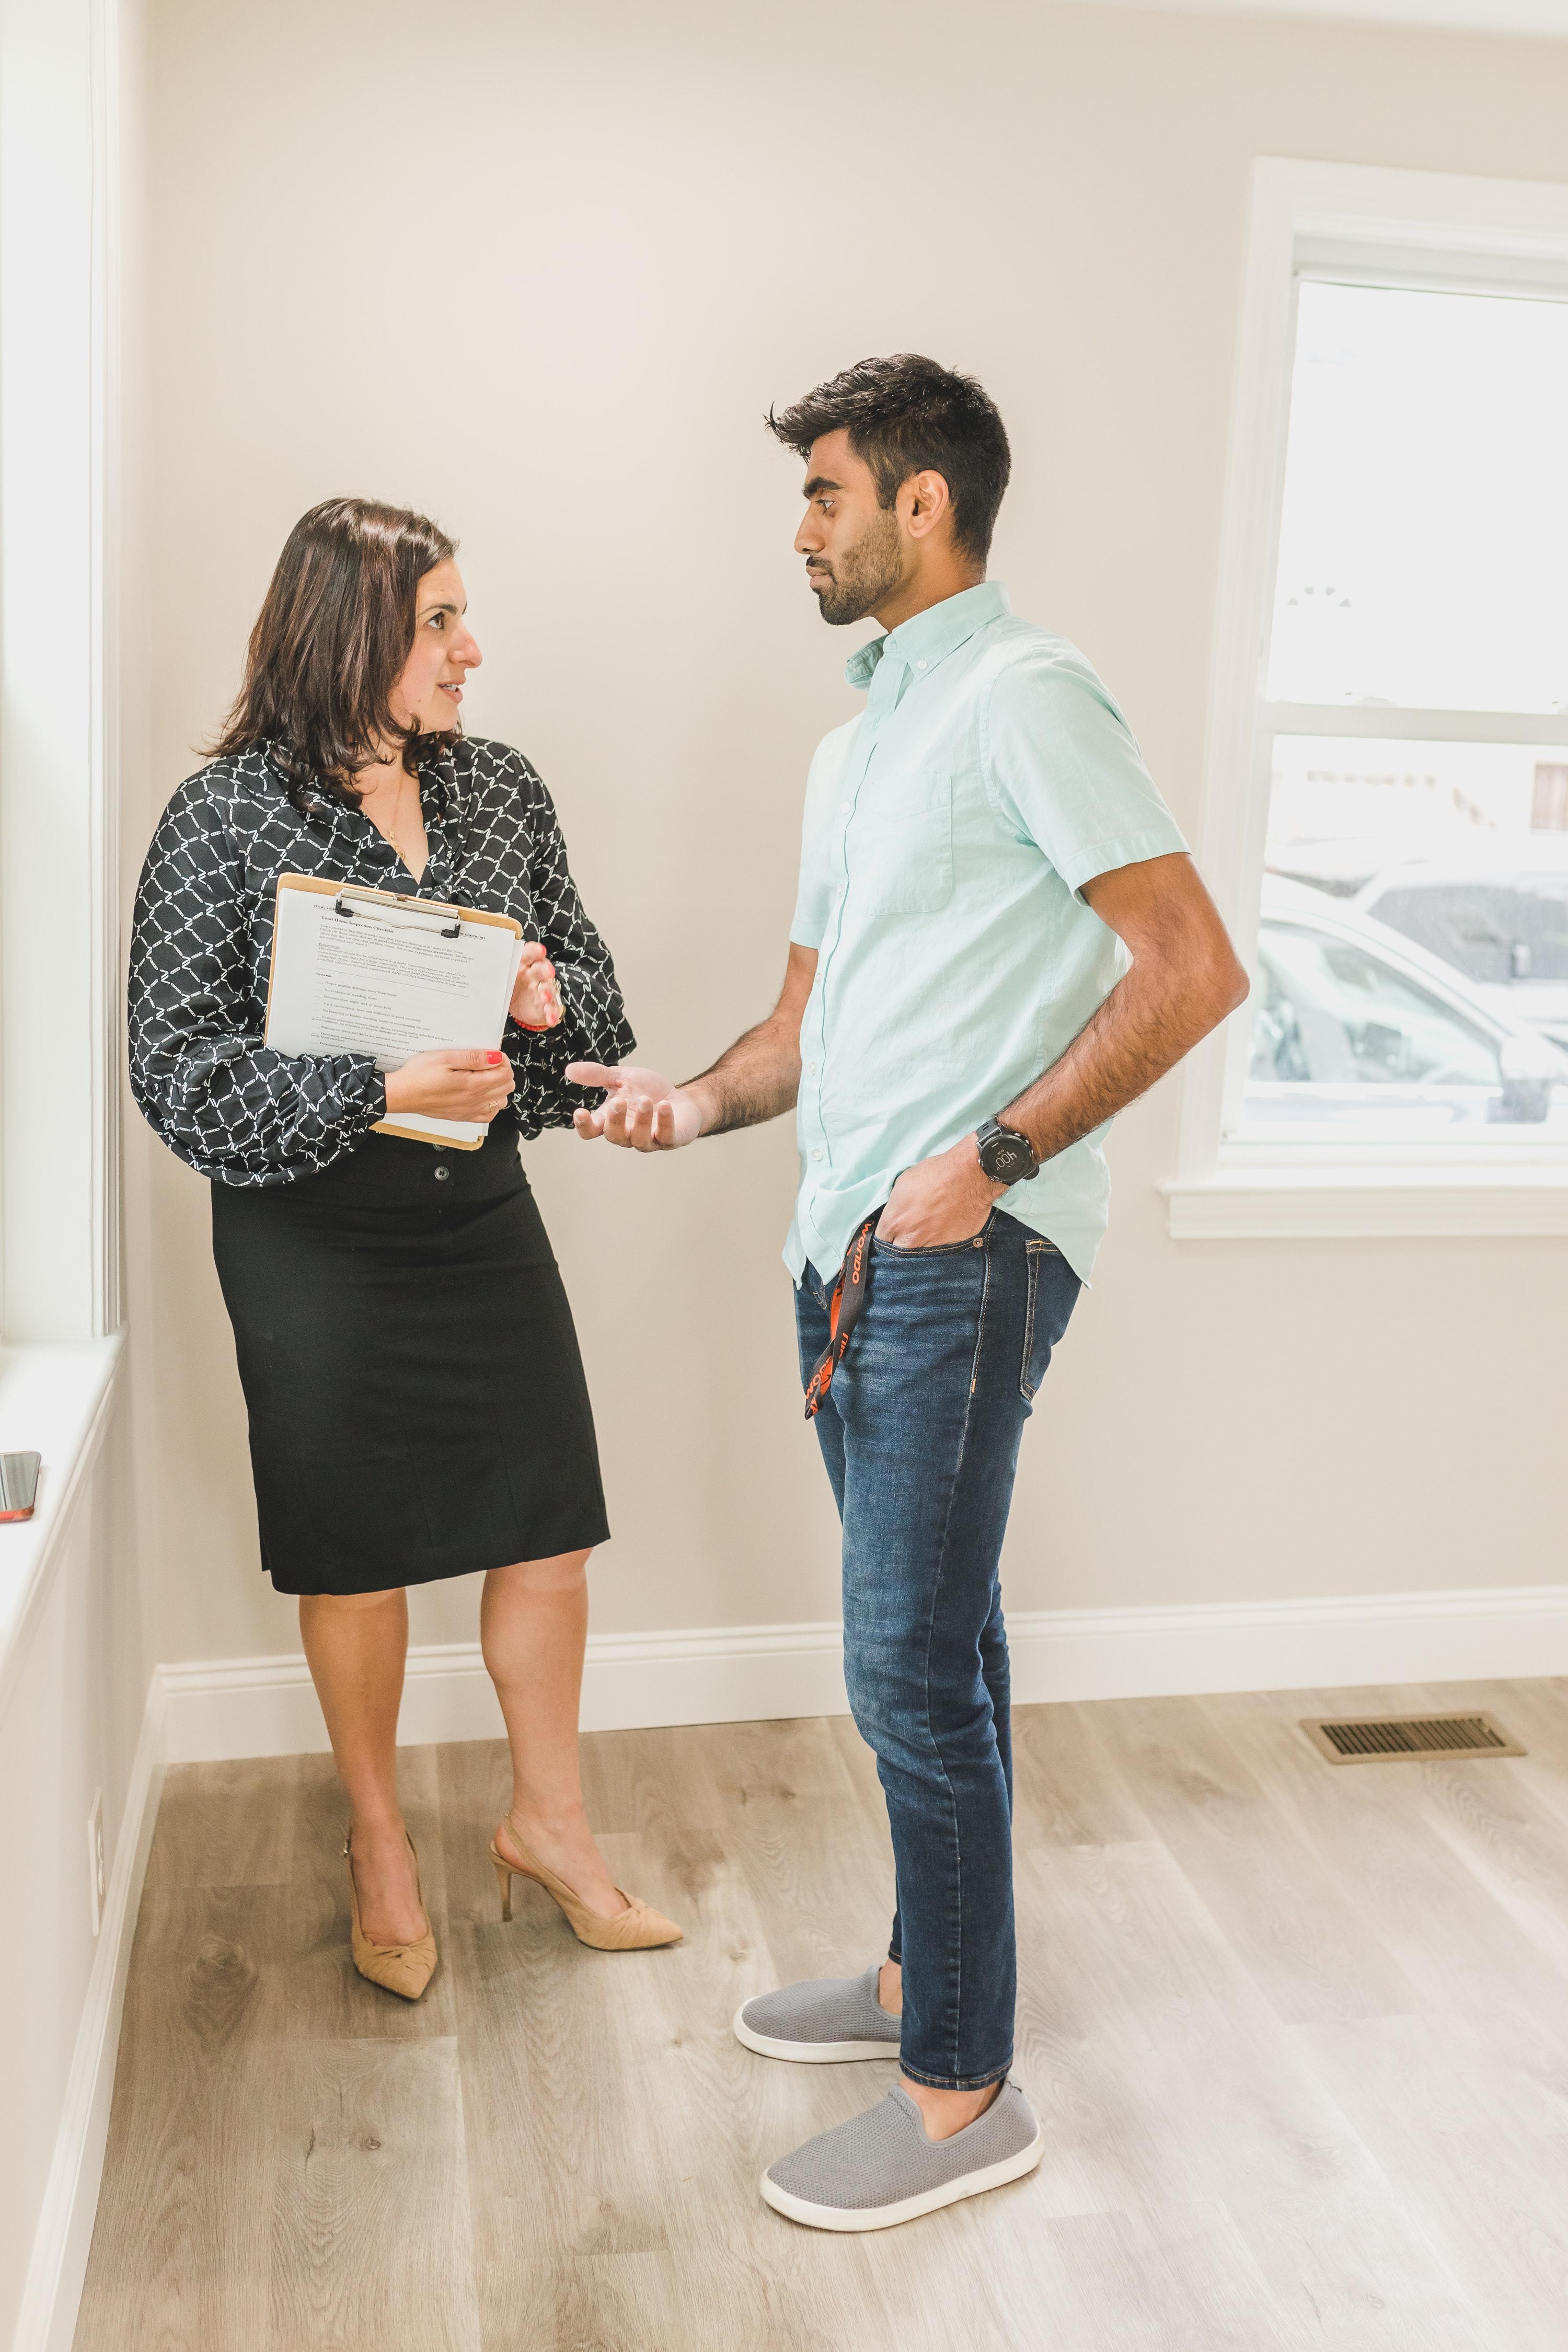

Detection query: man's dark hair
xmin=766 ymin=354 xmax=1011 ymax=565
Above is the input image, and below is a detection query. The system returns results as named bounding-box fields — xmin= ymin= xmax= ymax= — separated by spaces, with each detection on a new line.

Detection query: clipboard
xmin=266 ymin=874 xmax=525 ymax=1149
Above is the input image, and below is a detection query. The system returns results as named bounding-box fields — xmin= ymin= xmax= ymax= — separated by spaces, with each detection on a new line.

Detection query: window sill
xmin=1160 ymin=1160 xmax=1568 ymax=1239
xmin=0 ymin=1334 xmax=123 ymax=1719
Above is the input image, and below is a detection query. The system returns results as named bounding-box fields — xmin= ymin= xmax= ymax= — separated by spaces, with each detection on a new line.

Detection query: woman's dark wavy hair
xmin=212 ymin=497 xmax=457 ymax=815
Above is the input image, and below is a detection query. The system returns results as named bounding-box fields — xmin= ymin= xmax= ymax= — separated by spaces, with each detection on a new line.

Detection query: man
xmin=568 ymin=353 xmax=1247 ymax=2231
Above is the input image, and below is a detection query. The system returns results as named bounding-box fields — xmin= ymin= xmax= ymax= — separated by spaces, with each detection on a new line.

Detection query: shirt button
xmin=839 ymin=800 xmax=851 ymax=813
xmin=434 ymin=1165 xmax=451 ymax=1181
xmin=916 ymin=659 xmax=927 ymax=670
xmin=812 ymin=1148 xmax=823 ymax=1162
xmin=807 ymin=1062 xmax=817 ymax=1075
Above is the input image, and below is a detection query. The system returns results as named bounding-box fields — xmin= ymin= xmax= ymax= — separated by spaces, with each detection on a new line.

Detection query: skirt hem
xmin=262 ymin=1513 xmax=612 ymax=1598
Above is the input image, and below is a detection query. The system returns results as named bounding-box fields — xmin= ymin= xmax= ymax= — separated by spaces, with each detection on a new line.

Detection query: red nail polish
xmin=486 ymin=1051 xmax=503 ymax=1065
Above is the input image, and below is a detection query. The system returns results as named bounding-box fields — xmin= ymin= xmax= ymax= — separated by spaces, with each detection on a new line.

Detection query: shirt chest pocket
xmin=848 ymin=771 xmax=954 ymax=916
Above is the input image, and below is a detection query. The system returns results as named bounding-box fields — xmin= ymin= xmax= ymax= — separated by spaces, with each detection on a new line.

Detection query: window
xmin=1167 ymin=162 xmax=1568 ymax=1239
xmin=0 ymin=0 xmax=121 ymax=1337
xmin=1243 ymin=279 xmax=1568 ymax=1146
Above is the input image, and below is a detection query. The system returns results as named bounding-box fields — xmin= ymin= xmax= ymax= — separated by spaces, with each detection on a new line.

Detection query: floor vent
xmin=1301 ymin=1711 xmax=1526 ymax=1766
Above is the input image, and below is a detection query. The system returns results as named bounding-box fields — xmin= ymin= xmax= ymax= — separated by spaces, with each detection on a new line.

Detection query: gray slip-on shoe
xmin=761 ymin=2080 xmax=1043 ymax=2232
xmin=733 ymin=1964 xmax=902 ymax=2063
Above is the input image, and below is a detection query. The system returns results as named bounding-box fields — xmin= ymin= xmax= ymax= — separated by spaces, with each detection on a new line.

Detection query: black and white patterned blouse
xmin=128 ymin=734 xmax=635 ymax=1186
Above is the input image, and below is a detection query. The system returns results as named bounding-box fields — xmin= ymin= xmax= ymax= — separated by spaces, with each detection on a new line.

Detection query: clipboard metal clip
xmin=333 ymin=889 xmax=462 ymax=940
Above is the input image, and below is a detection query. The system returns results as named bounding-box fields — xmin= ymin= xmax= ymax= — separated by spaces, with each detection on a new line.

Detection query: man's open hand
xmin=567 ymin=1062 xmax=703 ymax=1150
xmin=875 ymin=1136 xmax=1002 ymax=1248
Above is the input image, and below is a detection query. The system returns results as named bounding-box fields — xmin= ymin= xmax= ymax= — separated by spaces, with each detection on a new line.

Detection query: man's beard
xmin=808 ymin=509 xmax=903 ymax=626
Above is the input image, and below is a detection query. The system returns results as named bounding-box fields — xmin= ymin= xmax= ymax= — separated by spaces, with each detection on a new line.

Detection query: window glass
xmin=1267 ymin=280 xmax=1568 ymax=714
xmin=1240 ymin=901 xmax=1568 ymax=1140
xmin=1366 ymin=881 xmax=1568 ymax=985
xmin=1250 ymin=925 xmax=1502 ymax=1090
xmin=1252 ymin=734 xmax=1568 ymax=1142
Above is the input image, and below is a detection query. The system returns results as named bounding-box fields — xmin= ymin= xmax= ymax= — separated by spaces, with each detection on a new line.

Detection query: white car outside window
xmin=1352 ymin=866 xmax=1568 ymax=1051
xmin=1243 ymin=878 xmax=1568 ymax=1139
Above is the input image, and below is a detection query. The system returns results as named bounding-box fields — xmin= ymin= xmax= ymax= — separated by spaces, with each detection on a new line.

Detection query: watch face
xmin=983 ymin=1134 xmax=1034 ymax=1182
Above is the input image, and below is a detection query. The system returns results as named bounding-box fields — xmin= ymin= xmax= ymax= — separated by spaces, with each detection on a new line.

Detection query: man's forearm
xmin=567 ymin=943 xmax=816 ymax=1154
xmin=863 ymin=858 xmax=1246 ymax=1249
xmin=1002 ymin=951 xmax=1243 ymax=1168
xmin=682 ymin=1016 xmax=801 ymax=1138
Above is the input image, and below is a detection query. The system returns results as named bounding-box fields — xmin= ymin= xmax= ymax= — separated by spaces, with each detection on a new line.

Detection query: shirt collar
xmin=261 ymin=733 xmax=459 ymax=828
xmin=844 ymin=580 xmax=1011 ymax=691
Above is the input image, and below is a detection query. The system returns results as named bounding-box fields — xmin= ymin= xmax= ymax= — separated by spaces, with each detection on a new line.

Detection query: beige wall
xmin=125 ymin=0 xmax=1568 ymax=1672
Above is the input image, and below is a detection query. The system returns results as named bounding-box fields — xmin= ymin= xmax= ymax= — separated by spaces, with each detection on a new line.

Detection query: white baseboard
xmin=158 ymin=1583 xmax=1568 ymax=1765
xmin=157 ymin=1620 xmax=855 ymax=1764
xmin=1007 ymin=1585 xmax=1568 ymax=1702
xmin=13 ymin=1673 xmax=167 ymax=2352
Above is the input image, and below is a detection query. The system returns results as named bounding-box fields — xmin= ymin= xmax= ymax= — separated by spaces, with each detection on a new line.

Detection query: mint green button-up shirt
xmin=786 ymin=582 xmax=1187 ymax=1286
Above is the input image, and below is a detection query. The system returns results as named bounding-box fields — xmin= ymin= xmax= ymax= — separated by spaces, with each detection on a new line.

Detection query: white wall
xmin=0 ymin=1383 xmax=151 ymax=2350
xmin=123 ymin=0 xmax=1568 ymax=1682
xmin=0 ymin=0 xmax=159 ymax=2339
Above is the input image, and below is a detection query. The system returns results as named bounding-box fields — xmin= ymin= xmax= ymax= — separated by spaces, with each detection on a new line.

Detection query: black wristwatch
xmin=975 ymin=1117 xmax=1040 ymax=1185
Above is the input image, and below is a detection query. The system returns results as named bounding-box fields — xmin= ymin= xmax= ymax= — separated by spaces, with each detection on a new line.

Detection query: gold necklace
xmin=383 ymin=769 xmax=417 ymax=871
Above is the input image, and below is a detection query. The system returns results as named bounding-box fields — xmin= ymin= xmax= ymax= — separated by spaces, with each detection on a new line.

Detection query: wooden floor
xmin=76 ymin=1675 xmax=1568 ymax=2351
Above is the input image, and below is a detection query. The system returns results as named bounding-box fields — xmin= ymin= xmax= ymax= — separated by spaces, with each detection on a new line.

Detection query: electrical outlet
xmin=87 ymin=1790 xmax=105 ymax=1938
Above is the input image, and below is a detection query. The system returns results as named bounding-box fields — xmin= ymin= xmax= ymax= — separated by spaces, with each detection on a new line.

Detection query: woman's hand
xmin=384 ymin=1049 xmax=515 ymax=1123
xmin=566 ymin=1062 xmax=702 ymax=1149
xmin=510 ymin=942 xmax=562 ymax=1031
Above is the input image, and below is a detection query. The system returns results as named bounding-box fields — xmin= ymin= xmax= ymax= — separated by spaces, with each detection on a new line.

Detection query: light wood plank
xmin=982 ymin=2200 xmax=1293 ymax=2352
xmin=503 ymin=2253 xmax=691 ymax=2352
xmin=1294 ymin=2013 xmax=1568 ymax=2350
xmin=142 ymin=1756 xmax=301 ymax=1892
xmin=1080 ymin=1691 xmax=1420 ymax=2023
xmin=269 ymin=2037 xmax=482 ymax=2351
xmin=74 ymin=1885 xmax=292 ymax=2349
xmin=1010 ymin=1695 xmax=1157 ymax=1851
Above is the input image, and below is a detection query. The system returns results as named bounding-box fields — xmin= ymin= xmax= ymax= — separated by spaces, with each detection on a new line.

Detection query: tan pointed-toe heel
xmin=488 ymin=1818 xmax=683 ymax=1950
xmin=345 ymin=1829 xmax=439 ymax=2000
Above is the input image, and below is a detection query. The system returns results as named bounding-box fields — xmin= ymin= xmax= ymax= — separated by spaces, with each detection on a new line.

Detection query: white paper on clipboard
xmin=265 ymin=879 xmax=525 ymax=1147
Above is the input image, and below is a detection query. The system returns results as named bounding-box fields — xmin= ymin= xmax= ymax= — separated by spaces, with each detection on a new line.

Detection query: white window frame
xmin=0 ymin=0 xmax=122 ymax=1339
xmin=1163 ymin=157 xmax=1568 ymax=1241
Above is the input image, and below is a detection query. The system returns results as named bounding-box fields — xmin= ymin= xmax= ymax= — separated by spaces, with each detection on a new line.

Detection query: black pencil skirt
xmin=210 ymin=1125 xmax=609 ymax=1596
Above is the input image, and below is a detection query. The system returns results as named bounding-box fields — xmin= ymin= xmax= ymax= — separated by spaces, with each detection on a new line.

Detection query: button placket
xmin=804 ymin=651 xmax=904 ymax=1197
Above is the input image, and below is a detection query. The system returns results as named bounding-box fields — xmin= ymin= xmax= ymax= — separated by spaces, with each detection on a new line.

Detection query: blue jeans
xmin=796 ymin=1209 xmax=1080 ymax=2090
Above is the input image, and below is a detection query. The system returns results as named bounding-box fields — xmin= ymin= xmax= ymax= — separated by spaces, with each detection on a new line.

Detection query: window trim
xmin=0 ymin=0 xmax=121 ymax=1336
xmin=1165 ymin=157 xmax=1568 ymax=1241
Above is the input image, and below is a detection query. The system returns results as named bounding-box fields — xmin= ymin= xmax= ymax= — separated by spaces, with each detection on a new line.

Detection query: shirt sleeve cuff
xmin=1056 ymin=825 xmax=1191 ymax=900
xmin=341 ymin=1056 xmax=388 ymax=1124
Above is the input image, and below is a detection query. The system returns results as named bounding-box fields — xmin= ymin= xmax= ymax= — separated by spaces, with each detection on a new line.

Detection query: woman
xmin=128 ymin=497 xmax=680 ymax=1999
